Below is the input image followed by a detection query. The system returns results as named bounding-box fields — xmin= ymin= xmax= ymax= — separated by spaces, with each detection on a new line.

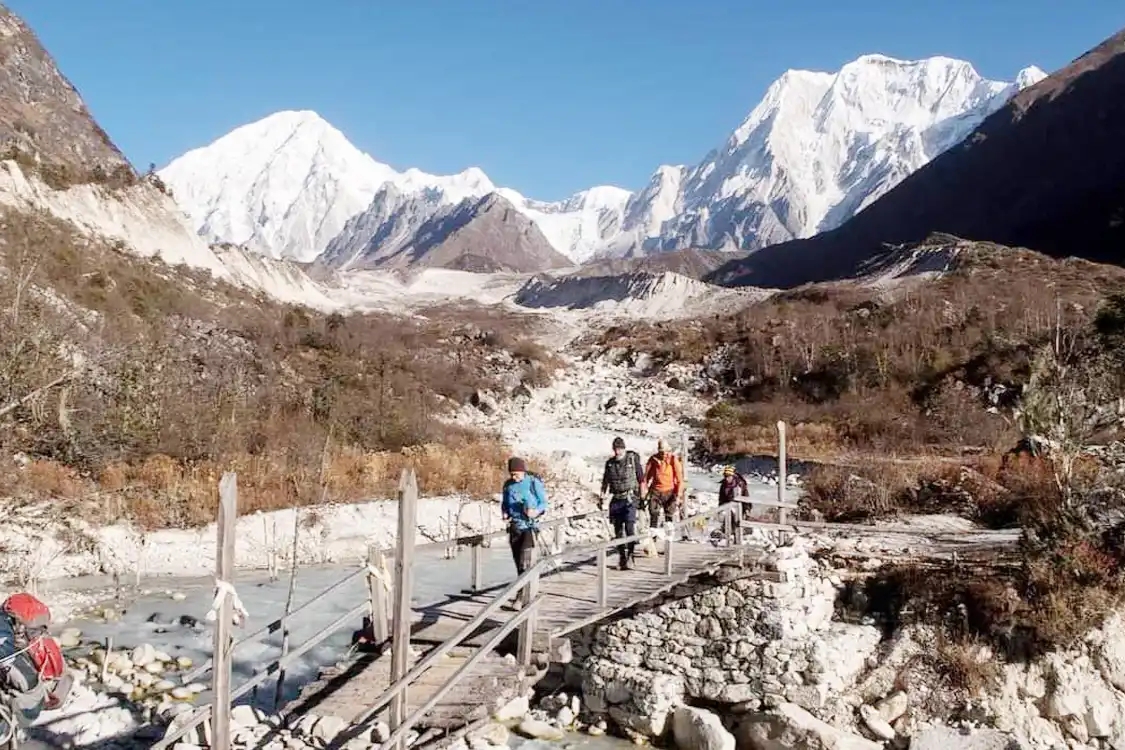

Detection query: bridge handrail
xmin=372 ymin=595 xmax=543 ymax=750
xmin=335 ymin=555 xmax=552 ymax=733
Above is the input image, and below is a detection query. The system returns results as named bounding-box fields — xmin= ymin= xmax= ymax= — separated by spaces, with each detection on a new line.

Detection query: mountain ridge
xmin=705 ymin=28 xmax=1125 ymax=289
xmin=158 ymin=55 xmax=1044 ymax=273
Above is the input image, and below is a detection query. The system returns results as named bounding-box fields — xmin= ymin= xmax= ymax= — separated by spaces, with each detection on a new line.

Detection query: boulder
xmin=672 ymin=706 xmax=735 ymax=750
xmin=909 ymin=725 xmax=1021 ymax=750
xmin=736 ymin=703 xmax=882 ymax=750
xmin=516 ymin=718 xmax=565 ymax=741
xmin=494 ymin=694 xmax=530 ymax=721
xmin=312 ymin=715 xmax=347 ymax=743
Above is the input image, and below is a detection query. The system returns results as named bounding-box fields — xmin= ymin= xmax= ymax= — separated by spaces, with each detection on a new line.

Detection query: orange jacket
xmin=644 ymin=453 xmax=683 ymax=495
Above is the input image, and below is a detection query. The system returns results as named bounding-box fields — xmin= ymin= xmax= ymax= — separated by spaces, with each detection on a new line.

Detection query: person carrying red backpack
xmin=0 ymin=592 xmax=73 ymax=743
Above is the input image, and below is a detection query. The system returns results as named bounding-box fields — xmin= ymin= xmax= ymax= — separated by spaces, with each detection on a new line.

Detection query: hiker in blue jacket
xmin=501 ymin=456 xmax=548 ymax=576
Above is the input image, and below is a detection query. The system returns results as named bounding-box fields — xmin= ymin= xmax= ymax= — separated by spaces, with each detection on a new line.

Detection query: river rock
xmin=171 ymin=592 xmax=187 ymax=602
xmin=672 ymin=706 xmax=735 ymax=750
xmin=516 ymin=719 xmax=565 ymax=742
xmin=875 ymin=690 xmax=908 ymax=723
xmin=312 ymin=715 xmax=347 ymax=742
xmin=557 ymin=706 xmax=575 ymax=726
xmin=230 ymin=704 xmax=261 ymax=728
xmin=736 ymin=703 xmax=882 ymax=750
xmin=494 ymin=695 xmax=530 ymax=721
xmin=170 ymin=687 xmax=194 ymax=701
xmin=176 ymin=656 xmax=193 ymax=669
xmin=58 ymin=628 xmax=81 ymax=649
xmin=910 ymin=725 xmax=1020 ymax=750
xmin=858 ymin=704 xmax=895 ymax=740
xmin=467 ymin=722 xmax=509 ymax=747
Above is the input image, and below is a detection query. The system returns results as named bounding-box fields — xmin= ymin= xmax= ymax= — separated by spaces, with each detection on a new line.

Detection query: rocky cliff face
xmin=0 ymin=4 xmax=133 ymax=187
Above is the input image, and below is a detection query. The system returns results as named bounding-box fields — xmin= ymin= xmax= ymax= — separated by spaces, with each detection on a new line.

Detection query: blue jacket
xmin=502 ymin=474 xmax=548 ymax=532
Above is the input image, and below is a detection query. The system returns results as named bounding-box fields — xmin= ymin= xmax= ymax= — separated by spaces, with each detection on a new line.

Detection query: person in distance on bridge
xmin=501 ymin=457 xmax=548 ymax=585
xmin=718 ymin=465 xmax=751 ymax=520
xmin=644 ymin=439 xmax=684 ymax=530
xmin=601 ymin=436 xmax=645 ymax=570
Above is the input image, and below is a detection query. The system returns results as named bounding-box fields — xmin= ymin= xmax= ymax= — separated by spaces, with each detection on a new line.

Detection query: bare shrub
xmin=0 ymin=209 xmax=557 ymax=528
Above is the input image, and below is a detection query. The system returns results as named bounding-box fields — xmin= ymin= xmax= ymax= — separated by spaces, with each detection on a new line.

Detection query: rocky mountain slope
xmin=327 ymin=192 xmax=573 ymax=273
xmin=0 ymin=5 xmax=340 ymax=310
xmin=708 ymin=27 xmax=1125 ymax=289
xmin=513 ymin=270 xmax=761 ymax=319
xmin=0 ymin=6 xmax=131 ymax=186
xmin=159 ymin=56 xmax=1042 ymax=271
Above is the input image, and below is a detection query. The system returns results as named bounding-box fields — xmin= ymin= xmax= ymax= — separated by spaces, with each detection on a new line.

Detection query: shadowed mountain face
xmin=322 ymin=192 xmax=575 ymax=273
xmin=0 ymin=4 xmax=134 ymax=184
xmin=708 ymin=28 xmax=1125 ymax=289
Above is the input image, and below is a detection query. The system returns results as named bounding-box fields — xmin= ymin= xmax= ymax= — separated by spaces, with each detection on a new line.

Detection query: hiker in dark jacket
xmin=718 ymin=465 xmax=751 ymax=518
xmin=501 ymin=457 xmax=548 ymax=576
xmin=601 ymin=436 xmax=645 ymax=570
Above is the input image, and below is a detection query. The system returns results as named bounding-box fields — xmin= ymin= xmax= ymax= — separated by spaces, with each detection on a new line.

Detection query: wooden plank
xmin=212 ymin=472 xmax=238 ymax=750
xmin=777 ymin=421 xmax=788 ymax=525
xmin=391 ymin=468 xmax=420 ymax=745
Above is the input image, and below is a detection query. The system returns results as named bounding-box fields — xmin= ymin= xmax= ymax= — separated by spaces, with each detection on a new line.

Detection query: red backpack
xmin=2 ymin=593 xmax=65 ymax=681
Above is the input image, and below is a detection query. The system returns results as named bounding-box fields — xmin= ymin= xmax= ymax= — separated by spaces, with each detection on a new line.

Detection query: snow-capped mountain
xmin=160 ymin=112 xmax=629 ymax=265
xmin=160 ymin=55 xmax=1045 ymax=269
xmin=615 ymin=55 xmax=1048 ymax=258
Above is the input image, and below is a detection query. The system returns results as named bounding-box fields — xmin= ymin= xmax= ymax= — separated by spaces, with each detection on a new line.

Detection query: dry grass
xmin=0 ymin=209 xmax=558 ymax=529
xmin=12 ymin=437 xmax=515 ymax=530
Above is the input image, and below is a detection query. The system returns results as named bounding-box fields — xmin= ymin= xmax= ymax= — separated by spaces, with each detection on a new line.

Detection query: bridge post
xmin=777 ymin=421 xmax=788 ymax=526
xmin=211 ymin=473 xmax=238 ymax=750
xmin=596 ymin=548 xmax=607 ymax=608
xmin=517 ymin=565 xmax=540 ymax=667
xmin=367 ymin=544 xmax=389 ymax=643
xmin=390 ymin=468 xmax=419 ymax=746
xmin=664 ymin=534 xmax=673 ymax=575
xmin=470 ymin=540 xmax=483 ymax=592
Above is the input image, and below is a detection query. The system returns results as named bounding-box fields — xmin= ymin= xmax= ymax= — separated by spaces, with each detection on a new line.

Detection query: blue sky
xmin=8 ymin=0 xmax=1123 ymax=201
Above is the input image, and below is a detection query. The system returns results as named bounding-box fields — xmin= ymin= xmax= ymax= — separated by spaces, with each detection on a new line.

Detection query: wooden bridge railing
xmin=156 ymin=436 xmax=804 ymax=750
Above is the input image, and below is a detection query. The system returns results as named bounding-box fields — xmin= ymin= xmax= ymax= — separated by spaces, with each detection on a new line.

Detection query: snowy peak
xmin=616 ymin=52 xmax=1043 ymax=259
xmin=159 ymin=109 xmax=397 ymax=262
xmin=162 ymin=51 xmax=1043 ymax=271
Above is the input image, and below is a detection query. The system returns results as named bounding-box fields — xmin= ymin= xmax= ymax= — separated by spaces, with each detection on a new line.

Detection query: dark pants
xmin=508 ymin=524 xmax=535 ymax=575
xmin=648 ymin=489 xmax=679 ymax=528
xmin=609 ymin=494 xmax=638 ymax=567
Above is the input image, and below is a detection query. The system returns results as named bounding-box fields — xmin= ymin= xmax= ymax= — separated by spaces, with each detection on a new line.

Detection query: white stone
xmin=516 ymin=718 xmax=565 ymax=741
xmin=494 ymin=695 xmax=530 ymax=722
xmin=312 ymin=715 xmax=347 ymax=743
xmin=672 ymin=706 xmax=735 ymax=750
xmin=176 ymin=656 xmax=194 ymax=669
xmin=557 ymin=707 xmax=575 ymax=726
xmin=131 ymin=644 xmax=157 ymax=668
xmin=876 ymin=690 xmax=908 ymax=723
xmin=58 ymin=628 xmax=82 ymax=649
xmin=170 ymin=687 xmax=193 ymax=701
xmin=230 ymin=704 xmax=261 ymax=728
xmin=171 ymin=592 xmax=188 ymax=601
xmin=144 ymin=661 xmax=164 ymax=674
xmin=736 ymin=703 xmax=882 ymax=750
xmin=910 ymin=725 xmax=1020 ymax=750
xmin=859 ymin=704 xmax=895 ymax=741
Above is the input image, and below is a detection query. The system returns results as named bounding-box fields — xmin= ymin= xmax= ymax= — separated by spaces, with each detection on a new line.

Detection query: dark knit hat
xmin=612 ymin=437 xmax=626 ymax=449
xmin=507 ymin=456 xmax=528 ymax=473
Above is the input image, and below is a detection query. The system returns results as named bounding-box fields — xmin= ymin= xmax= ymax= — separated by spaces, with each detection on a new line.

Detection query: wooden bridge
xmin=152 ymin=469 xmax=796 ymax=750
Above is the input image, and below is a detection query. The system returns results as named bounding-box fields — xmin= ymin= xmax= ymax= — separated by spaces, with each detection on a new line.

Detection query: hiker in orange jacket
xmin=644 ymin=439 xmax=684 ymax=528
